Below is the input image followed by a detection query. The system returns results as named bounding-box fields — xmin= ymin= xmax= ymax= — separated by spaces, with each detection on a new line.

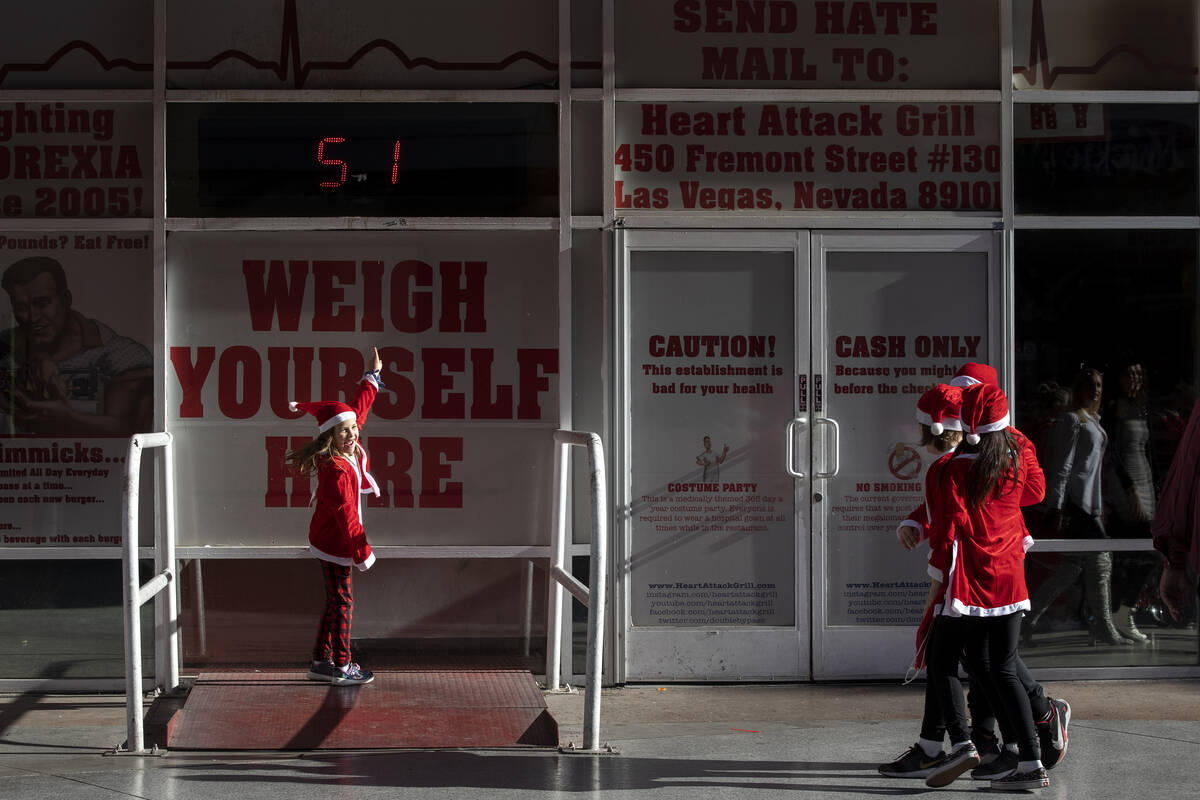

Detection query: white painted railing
xmin=119 ymin=432 xmax=179 ymax=754
xmin=545 ymin=429 xmax=608 ymax=753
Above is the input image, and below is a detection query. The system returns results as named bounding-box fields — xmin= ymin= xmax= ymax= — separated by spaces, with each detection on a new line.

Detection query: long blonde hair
xmin=285 ymin=431 xmax=337 ymax=476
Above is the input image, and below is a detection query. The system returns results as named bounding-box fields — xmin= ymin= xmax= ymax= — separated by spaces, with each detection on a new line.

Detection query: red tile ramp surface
xmin=166 ymin=670 xmax=558 ymax=750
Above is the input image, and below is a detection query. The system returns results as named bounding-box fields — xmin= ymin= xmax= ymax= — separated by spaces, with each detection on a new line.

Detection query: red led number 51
xmin=316 ymin=137 xmax=403 ymax=188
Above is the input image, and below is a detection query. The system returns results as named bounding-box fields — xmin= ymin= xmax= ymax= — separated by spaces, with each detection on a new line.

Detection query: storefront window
xmin=1015 ymin=104 xmax=1198 ymax=216
xmin=614 ymin=101 xmax=1002 ymax=214
xmin=0 ymin=2 xmax=152 ymax=90
xmin=178 ymin=559 xmax=546 ymax=669
xmin=0 ymin=103 xmax=153 ymax=219
xmin=0 ymin=560 xmax=152 ymax=679
xmin=166 ymin=0 xmax=561 ymax=91
xmin=1013 ymin=0 xmax=1199 ymax=91
xmin=616 ymin=0 xmax=999 ymax=89
xmin=1015 ymin=230 xmax=1199 ymax=666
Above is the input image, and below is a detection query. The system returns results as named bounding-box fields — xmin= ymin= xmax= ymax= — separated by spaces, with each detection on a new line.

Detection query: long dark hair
xmin=285 ymin=430 xmax=337 ymax=476
xmin=961 ymin=428 xmax=1019 ymax=508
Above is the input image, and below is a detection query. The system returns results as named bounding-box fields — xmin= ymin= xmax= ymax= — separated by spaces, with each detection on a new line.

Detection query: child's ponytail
xmin=285 ymin=432 xmax=336 ymax=476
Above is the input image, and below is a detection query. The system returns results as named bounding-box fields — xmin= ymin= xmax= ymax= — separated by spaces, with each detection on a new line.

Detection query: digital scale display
xmin=168 ymin=103 xmax=558 ymax=217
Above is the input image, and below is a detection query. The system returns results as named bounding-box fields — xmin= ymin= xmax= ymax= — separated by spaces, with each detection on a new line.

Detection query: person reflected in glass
xmin=1102 ymin=362 xmax=1159 ymax=644
xmin=1025 ymin=368 xmax=1128 ymax=646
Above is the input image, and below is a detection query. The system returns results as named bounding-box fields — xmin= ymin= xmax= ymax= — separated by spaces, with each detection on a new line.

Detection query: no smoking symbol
xmin=889 ymin=443 xmax=921 ymax=480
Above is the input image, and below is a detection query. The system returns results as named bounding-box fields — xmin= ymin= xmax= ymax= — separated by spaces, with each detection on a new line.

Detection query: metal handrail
xmin=545 ymin=429 xmax=608 ymax=753
xmin=119 ymin=432 xmax=179 ymax=754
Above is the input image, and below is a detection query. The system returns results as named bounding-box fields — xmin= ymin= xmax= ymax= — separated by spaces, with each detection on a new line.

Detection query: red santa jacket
xmin=898 ymin=426 xmax=1043 ymax=548
xmin=911 ymin=449 xmax=957 ymax=672
xmin=926 ymin=446 xmax=1045 ymax=617
xmin=308 ymin=376 xmax=382 ymax=571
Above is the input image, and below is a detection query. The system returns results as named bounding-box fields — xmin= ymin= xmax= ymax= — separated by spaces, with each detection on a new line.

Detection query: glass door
xmin=617 ymin=230 xmax=811 ymax=681
xmin=810 ymin=231 xmax=1001 ymax=679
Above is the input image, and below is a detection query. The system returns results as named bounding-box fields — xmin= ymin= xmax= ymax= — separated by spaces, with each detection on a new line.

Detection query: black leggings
xmin=919 ymin=615 xmax=1050 ymax=744
xmin=929 ymin=612 xmax=1040 ymax=762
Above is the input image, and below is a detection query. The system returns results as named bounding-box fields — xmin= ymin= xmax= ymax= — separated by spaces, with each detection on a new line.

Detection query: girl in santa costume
xmin=285 ymin=347 xmax=384 ymax=686
xmin=922 ymin=383 xmax=1050 ymax=791
xmin=879 ymin=383 xmax=967 ymax=779
xmin=892 ymin=364 xmax=1069 ymax=775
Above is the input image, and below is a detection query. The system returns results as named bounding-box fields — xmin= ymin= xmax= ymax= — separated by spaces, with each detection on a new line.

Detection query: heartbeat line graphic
xmin=1014 ymin=0 xmax=1197 ymax=89
xmin=0 ymin=0 xmax=599 ymax=89
xmin=0 ymin=40 xmax=151 ymax=85
xmin=10 ymin=0 xmax=1191 ymax=91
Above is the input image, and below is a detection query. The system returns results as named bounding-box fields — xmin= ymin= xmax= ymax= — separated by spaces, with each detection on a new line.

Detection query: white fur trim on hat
xmin=949 ymin=375 xmax=981 ymax=388
xmin=318 ymin=410 xmax=357 ymax=434
xmin=972 ymin=413 xmax=1010 ymax=436
xmin=288 ymin=401 xmax=300 ymax=412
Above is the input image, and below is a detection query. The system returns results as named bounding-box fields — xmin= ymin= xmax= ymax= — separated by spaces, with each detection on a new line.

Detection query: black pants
xmin=919 ymin=615 xmax=1050 ymax=745
xmin=929 ymin=612 xmax=1040 ymax=762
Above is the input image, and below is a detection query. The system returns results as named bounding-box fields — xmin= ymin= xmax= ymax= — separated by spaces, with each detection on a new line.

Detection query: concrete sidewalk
xmin=1 ymin=679 xmax=1197 ymax=799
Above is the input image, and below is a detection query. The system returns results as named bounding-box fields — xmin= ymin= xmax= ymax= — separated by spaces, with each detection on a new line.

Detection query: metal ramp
xmin=163 ymin=669 xmax=558 ymax=750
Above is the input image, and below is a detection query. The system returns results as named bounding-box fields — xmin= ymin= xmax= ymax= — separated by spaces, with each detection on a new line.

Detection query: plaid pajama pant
xmin=313 ymin=560 xmax=353 ymax=666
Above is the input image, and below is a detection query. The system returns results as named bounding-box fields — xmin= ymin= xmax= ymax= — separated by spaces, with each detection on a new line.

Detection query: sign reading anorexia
xmin=615 ymin=102 xmax=1000 ymax=213
xmin=0 ymin=103 xmax=152 ymax=218
xmin=166 ymin=232 xmax=559 ymax=548
xmin=616 ymin=1 xmax=998 ymax=89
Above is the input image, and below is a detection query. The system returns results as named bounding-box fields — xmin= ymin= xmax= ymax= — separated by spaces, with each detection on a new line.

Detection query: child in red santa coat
xmin=285 ymin=347 xmax=384 ymax=686
xmin=922 ymin=383 xmax=1050 ymax=791
xmin=890 ymin=365 xmax=1068 ymax=777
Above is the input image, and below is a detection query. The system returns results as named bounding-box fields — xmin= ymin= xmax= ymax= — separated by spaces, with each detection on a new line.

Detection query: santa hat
xmin=288 ymin=399 xmax=356 ymax=434
xmin=949 ymin=362 xmax=998 ymax=388
xmin=960 ymin=383 xmax=1010 ymax=444
xmin=915 ymin=384 xmax=963 ymax=435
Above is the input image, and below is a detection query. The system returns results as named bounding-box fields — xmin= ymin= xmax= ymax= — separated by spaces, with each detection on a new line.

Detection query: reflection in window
xmin=1015 ymin=230 xmax=1199 ymax=666
xmin=0 ymin=560 xmax=152 ymax=679
xmin=1015 ymin=105 xmax=1198 ymax=216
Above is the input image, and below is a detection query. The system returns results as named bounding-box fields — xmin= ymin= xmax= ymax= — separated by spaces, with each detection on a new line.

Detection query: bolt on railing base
xmin=559 ymin=741 xmax=621 ymax=755
xmin=541 ymin=681 xmax=578 ymax=694
xmin=104 ymin=743 xmax=168 ymax=757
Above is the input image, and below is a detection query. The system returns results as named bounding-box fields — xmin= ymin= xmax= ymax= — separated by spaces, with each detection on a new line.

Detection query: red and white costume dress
xmin=927 ymin=448 xmax=1044 ymax=618
xmin=307 ymin=375 xmax=382 ymax=571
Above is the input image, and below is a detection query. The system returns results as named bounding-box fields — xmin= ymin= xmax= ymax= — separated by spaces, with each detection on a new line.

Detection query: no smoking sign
xmin=888 ymin=443 xmax=922 ymax=480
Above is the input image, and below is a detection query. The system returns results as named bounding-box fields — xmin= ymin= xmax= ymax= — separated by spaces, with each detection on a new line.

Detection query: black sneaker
xmin=878 ymin=743 xmax=947 ymax=778
xmin=973 ymin=729 xmax=1002 ymax=765
xmin=975 ymin=741 xmax=1003 ymax=766
xmin=925 ymin=742 xmax=981 ymax=788
xmin=990 ymin=766 xmax=1049 ymax=790
xmin=307 ymin=661 xmax=338 ymax=682
xmin=1036 ymin=698 xmax=1070 ymax=768
xmin=971 ymin=749 xmax=1018 ymax=780
xmin=1051 ymin=698 xmax=1070 ymax=765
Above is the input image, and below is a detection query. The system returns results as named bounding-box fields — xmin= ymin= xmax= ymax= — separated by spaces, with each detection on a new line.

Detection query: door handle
xmin=785 ymin=417 xmax=807 ymax=479
xmin=814 ymin=416 xmax=841 ymax=478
